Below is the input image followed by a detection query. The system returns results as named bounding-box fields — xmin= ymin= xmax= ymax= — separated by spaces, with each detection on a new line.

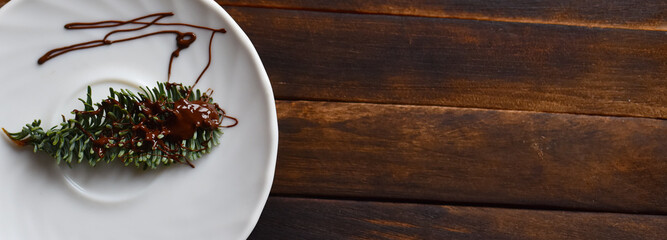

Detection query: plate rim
xmin=201 ymin=0 xmax=279 ymax=238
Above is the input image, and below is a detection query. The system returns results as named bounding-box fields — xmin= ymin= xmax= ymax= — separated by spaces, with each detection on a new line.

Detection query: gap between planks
xmin=269 ymin=193 xmax=667 ymax=217
xmin=275 ymin=99 xmax=667 ymax=121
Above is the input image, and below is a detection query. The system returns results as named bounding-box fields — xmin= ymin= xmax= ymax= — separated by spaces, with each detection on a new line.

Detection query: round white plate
xmin=0 ymin=0 xmax=277 ymax=239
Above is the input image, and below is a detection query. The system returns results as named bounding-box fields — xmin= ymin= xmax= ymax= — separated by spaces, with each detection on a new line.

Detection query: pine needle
xmin=3 ymin=82 xmax=227 ymax=169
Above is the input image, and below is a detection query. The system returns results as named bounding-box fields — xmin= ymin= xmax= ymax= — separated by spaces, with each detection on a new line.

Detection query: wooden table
xmin=212 ymin=1 xmax=666 ymax=239
xmin=3 ymin=0 xmax=665 ymax=239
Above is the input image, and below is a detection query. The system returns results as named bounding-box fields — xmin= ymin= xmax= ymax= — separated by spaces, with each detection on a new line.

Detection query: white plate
xmin=0 ymin=0 xmax=277 ymax=239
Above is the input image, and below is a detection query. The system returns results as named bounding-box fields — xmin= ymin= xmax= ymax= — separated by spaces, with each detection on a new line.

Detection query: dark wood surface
xmin=217 ymin=1 xmax=665 ymax=239
xmin=2 ymin=0 xmax=664 ymax=239
xmin=273 ymin=101 xmax=667 ymax=214
xmin=251 ymin=197 xmax=667 ymax=240
xmin=221 ymin=6 xmax=666 ymax=119
xmin=217 ymin=0 xmax=666 ymax=30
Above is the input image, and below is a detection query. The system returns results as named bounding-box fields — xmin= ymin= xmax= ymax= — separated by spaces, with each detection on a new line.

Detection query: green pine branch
xmin=3 ymin=82 xmax=223 ymax=170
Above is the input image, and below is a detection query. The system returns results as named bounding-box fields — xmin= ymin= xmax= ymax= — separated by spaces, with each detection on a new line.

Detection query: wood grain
xmin=249 ymin=197 xmax=667 ymax=240
xmin=224 ymin=7 xmax=667 ymax=119
xmin=273 ymin=101 xmax=667 ymax=214
xmin=217 ymin=0 xmax=667 ymax=31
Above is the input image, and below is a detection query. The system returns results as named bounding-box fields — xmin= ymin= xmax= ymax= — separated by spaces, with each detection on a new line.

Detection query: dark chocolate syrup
xmin=39 ymin=12 xmax=237 ymax=167
xmin=38 ymin=12 xmax=226 ymax=85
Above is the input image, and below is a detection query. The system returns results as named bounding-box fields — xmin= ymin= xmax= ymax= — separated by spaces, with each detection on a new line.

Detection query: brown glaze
xmin=72 ymin=85 xmax=237 ymax=167
xmin=38 ymin=12 xmax=226 ymax=87
xmin=36 ymin=12 xmax=237 ymax=167
xmin=167 ymin=99 xmax=220 ymax=141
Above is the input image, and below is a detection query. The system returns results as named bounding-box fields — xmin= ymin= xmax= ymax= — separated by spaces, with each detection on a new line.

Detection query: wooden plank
xmin=249 ymin=197 xmax=667 ymax=240
xmin=0 ymin=0 xmax=7 ymax=8
xmin=273 ymin=101 xmax=667 ymax=214
xmin=224 ymin=7 xmax=667 ymax=119
xmin=217 ymin=0 xmax=667 ymax=31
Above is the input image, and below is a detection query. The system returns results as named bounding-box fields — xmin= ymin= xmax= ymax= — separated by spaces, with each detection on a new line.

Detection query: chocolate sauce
xmin=38 ymin=12 xmax=237 ymax=167
xmin=38 ymin=12 xmax=226 ymax=86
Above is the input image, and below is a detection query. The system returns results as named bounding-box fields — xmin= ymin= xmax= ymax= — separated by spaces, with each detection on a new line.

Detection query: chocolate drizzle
xmin=70 ymin=85 xmax=237 ymax=168
xmin=38 ymin=12 xmax=226 ymax=86
xmin=36 ymin=12 xmax=237 ymax=168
